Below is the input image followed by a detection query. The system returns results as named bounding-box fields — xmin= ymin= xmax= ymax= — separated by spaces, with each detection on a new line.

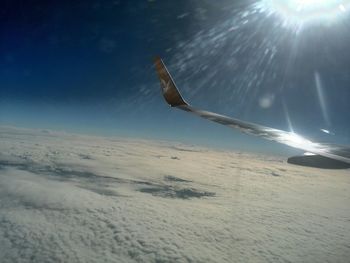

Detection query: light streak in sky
xmin=314 ymin=71 xmax=331 ymax=126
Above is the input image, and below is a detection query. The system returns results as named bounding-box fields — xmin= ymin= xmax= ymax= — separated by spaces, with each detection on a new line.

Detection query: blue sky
xmin=1 ymin=0 xmax=349 ymax=154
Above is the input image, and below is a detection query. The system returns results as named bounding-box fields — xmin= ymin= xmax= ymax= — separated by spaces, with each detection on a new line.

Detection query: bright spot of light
xmin=259 ymin=0 xmax=350 ymax=27
xmin=282 ymin=132 xmax=320 ymax=153
xmin=285 ymin=132 xmax=309 ymax=146
xmin=259 ymin=94 xmax=275 ymax=108
xmin=321 ymin=128 xmax=330 ymax=134
xmin=275 ymin=130 xmax=326 ymax=154
xmin=339 ymin=4 xmax=347 ymax=11
xmin=304 ymin=152 xmax=316 ymax=156
xmin=321 ymin=128 xmax=335 ymax=135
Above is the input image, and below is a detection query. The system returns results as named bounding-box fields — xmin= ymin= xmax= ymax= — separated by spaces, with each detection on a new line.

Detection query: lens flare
xmin=260 ymin=0 xmax=350 ymax=27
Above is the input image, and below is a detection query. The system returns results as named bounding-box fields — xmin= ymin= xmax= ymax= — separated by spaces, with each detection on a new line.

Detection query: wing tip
xmin=154 ymin=56 xmax=188 ymax=107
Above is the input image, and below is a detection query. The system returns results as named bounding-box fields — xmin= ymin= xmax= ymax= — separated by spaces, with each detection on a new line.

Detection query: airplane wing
xmin=154 ymin=56 xmax=350 ymax=169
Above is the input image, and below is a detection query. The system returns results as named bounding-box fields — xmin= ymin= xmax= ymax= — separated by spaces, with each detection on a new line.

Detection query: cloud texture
xmin=0 ymin=126 xmax=349 ymax=262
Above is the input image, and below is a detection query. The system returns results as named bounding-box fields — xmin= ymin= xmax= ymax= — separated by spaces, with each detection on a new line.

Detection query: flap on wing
xmin=154 ymin=57 xmax=188 ymax=107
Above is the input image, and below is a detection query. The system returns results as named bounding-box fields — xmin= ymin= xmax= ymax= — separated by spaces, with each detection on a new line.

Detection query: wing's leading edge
xmin=154 ymin=57 xmax=350 ymax=169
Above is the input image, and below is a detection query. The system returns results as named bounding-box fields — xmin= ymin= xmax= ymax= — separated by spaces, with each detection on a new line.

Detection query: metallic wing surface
xmin=154 ymin=57 xmax=350 ymax=169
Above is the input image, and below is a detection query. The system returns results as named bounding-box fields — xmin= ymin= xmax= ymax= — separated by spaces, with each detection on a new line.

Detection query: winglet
xmin=154 ymin=56 xmax=188 ymax=107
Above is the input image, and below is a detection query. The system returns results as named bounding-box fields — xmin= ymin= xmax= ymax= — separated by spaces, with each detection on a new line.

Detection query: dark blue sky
xmin=1 ymin=0 xmax=349 ymax=154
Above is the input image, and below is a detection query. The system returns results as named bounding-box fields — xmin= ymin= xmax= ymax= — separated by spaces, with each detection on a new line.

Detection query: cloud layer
xmin=0 ymin=126 xmax=349 ymax=262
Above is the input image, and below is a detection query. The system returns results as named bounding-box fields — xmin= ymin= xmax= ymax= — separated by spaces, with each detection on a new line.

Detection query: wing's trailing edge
xmin=154 ymin=57 xmax=350 ymax=169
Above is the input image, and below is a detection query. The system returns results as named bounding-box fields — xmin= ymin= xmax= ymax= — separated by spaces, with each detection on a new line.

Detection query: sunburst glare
xmin=258 ymin=0 xmax=349 ymax=28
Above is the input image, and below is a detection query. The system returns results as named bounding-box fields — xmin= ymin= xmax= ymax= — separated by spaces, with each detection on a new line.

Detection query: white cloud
xmin=0 ymin=126 xmax=349 ymax=262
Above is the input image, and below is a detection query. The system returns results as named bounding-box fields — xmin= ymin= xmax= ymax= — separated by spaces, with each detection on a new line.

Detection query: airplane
xmin=154 ymin=57 xmax=350 ymax=169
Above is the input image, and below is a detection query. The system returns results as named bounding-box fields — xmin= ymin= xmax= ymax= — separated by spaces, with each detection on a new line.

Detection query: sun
xmin=260 ymin=0 xmax=350 ymax=27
